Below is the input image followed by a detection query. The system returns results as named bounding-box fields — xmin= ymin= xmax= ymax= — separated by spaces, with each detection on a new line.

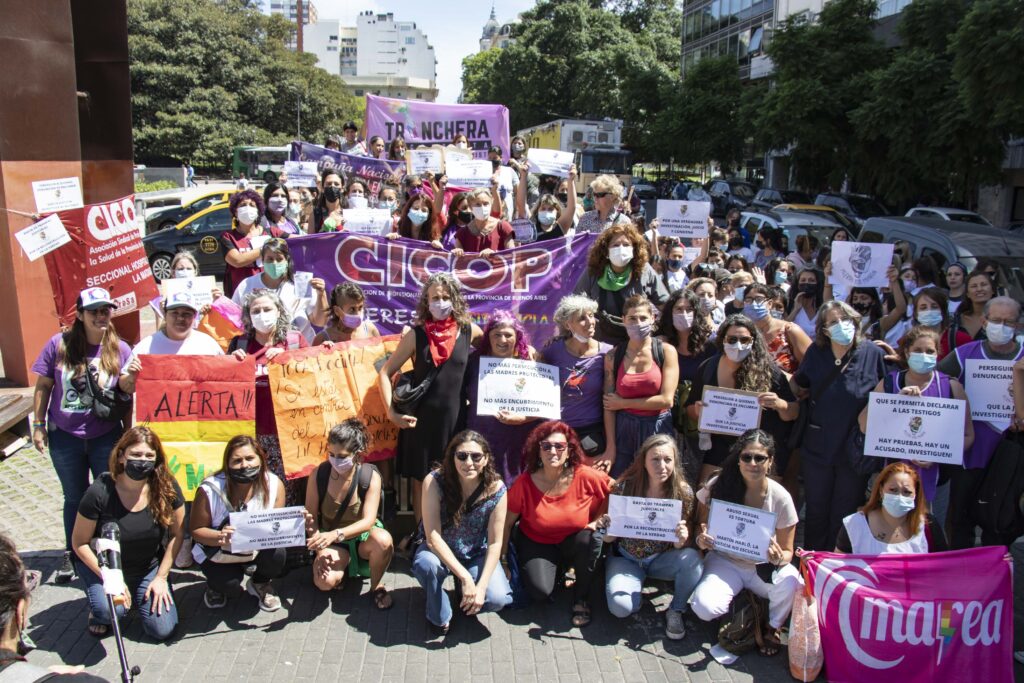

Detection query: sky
xmin=310 ymin=0 xmax=537 ymax=103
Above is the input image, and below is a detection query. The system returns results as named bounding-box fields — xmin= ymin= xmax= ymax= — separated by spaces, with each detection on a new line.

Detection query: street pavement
xmin=0 ymin=445 xmax=800 ymax=682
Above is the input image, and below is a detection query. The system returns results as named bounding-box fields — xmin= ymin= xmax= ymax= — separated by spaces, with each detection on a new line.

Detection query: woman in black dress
xmin=378 ymin=273 xmax=482 ymax=542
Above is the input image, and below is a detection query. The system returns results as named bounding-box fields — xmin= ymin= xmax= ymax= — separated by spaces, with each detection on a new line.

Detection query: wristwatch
xmin=335 ymin=529 xmax=345 ymax=543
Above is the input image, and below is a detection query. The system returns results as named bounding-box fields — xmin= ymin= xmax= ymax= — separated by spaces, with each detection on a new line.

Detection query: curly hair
xmin=586 ymin=224 xmax=649 ymax=280
xmin=240 ymin=289 xmax=291 ymax=345
xmin=716 ymin=314 xmax=775 ymax=393
xmin=437 ymin=430 xmax=500 ymax=529
xmin=397 ymin=193 xmax=439 ymax=241
xmin=229 ymin=189 xmax=265 ymax=220
xmin=108 ymin=427 xmax=179 ymax=528
xmin=478 ymin=310 xmax=531 ymax=359
xmin=217 ymin=435 xmax=271 ymax=507
xmin=552 ymin=294 xmax=599 ymax=339
xmin=521 ymin=421 xmax=584 ymax=473
xmin=707 ymin=429 xmax=776 ymax=502
xmin=657 ymin=289 xmax=713 ymax=354
xmin=414 ymin=272 xmax=472 ymax=328
xmin=615 ymin=434 xmax=695 ymax=521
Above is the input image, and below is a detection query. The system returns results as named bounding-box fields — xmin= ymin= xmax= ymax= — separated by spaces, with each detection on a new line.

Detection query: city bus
xmin=230 ymin=145 xmax=289 ymax=183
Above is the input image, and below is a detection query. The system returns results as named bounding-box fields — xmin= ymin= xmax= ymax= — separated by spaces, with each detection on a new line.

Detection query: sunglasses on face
xmin=455 ymin=451 xmax=486 ymax=463
xmin=740 ymin=453 xmax=769 ymax=464
xmin=540 ymin=441 xmax=567 ymax=453
xmin=724 ymin=335 xmax=753 ymax=344
xmin=593 ymin=192 xmax=614 ymax=199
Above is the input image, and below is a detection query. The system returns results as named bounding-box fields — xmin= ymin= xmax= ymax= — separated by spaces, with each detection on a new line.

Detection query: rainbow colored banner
xmin=135 ymin=355 xmax=256 ymax=500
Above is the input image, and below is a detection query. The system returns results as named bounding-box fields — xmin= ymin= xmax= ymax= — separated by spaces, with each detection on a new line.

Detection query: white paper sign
xmin=964 ymin=359 xmax=1016 ymax=431
xmin=160 ymin=275 xmax=216 ymax=308
xmin=829 ymin=241 xmax=895 ymax=288
xmin=511 ymin=218 xmax=537 ymax=243
xmin=656 ymin=200 xmax=711 ymax=239
xmin=476 ymin=357 xmax=561 ymax=419
xmin=284 ymin=161 xmax=318 ymax=188
xmin=526 ymin=148 xmax=575 ymax=178
xmin=293 ymin=271 xmax=314 ymax=299
xmin=343 ymin=208 xmax=393 ymax=235
xmin=707 ymin=499 xmax=776 ymax=563
xmin=863 ymin=392 xmax=965 ymax=465
xmin=446 ymin=157 xmax=494 ymax=188
xmin=32 ymin=177 xmax=84 ymax=213
xmin=607 ymin=494 xmax=682 ymax=543
xmin=14 ymin=213 xmax=71 ymax=261
xmin=698 ymin=387 xmax=763 ymax=436
xmin=406 ymin=147 xmax=445 ymax=175
xmin=228 ymin=506 xmax=307 ymax=552
xmin=683 ymin=247 xmax=702 ymax=266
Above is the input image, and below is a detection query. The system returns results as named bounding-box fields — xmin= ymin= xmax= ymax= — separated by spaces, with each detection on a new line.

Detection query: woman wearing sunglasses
xmin=502 ymin=421 xmax=611 ymax=628
xmin=575 ymin=175 xmax=632 ymax=234
xmin=689 ymin=430 xmax=801 ymax=657
xmin=411 ymin=431 xmax=513 ymax=635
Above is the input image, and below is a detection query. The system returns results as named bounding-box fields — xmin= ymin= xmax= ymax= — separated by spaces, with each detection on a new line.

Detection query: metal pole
xmin=297 ymin=92 xmax=301 ymax=139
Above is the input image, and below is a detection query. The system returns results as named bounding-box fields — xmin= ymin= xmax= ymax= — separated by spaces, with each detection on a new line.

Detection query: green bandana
xmin=598 ymin=264 xmax=632 ymax=292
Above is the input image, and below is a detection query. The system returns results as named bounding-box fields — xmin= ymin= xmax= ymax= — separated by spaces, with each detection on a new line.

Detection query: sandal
xmin=571 ymin=601 xmax=592 ymax=628
xmin=87 ymin=621 xmax=110 ymax=638
xmin=759 ymin=626 xmax=783 ymax=657
xmin=563 ymin=567 xmax=576 ymax=590
xmin=373 ymin=586 xmax=393 ymax=610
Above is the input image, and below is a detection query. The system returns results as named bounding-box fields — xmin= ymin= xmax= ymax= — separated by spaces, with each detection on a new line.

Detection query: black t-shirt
xmin=78 ymin=474 xmax=184 ymax=582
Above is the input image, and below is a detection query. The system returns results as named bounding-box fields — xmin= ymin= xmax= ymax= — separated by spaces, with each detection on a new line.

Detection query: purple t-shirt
xmin=541 ymin=338 xmax=611 ymax=428
xmin=32 ymin=333 xmax=132 ymax=439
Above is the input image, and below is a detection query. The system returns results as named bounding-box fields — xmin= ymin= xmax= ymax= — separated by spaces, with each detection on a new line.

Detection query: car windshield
xmin=731 ymin=183 xmax=755 ymax=199
xmin=781 ymin=191 xmax=811 ymax=203
xmin=847 ymin=196 xmax=887 ymax=217
xmin=948 ymin=212 xmax=989 ymax=225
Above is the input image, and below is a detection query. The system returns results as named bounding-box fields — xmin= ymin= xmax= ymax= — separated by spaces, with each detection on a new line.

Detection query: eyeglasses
xmin=455 ymin=451 xmax=486 ymax=463
xmin=745 ymin=297 xmax=768 ymax=305
xmin=593 ymin=192 xmax=613 ymax=199
xmin=539 ymin=442 xmax=568 ymax=453
xmin=739 ymin=453 xmax=770 ymax=464
xmin=724 ymin=335 xmax=753 ymax=345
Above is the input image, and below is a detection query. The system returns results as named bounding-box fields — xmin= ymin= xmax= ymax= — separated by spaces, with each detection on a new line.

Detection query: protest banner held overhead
xmin=365 ymin=94 xmax=510 ymax=160
xmin=289 ymin=141 xmax=405 ymax=205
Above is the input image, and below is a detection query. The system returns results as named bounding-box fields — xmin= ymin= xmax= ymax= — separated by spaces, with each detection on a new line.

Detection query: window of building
xmin=405 ymin=37 xmax=415 ymax=44
xmin=329 ymin=35 xmax=337 ymax=41
xmin=749 ymin=25 xmax=764 ymax=53
xmin=710 ymin=0 xmax=721 ymax=27
xmin=416 ymin=93 xmax=423 ymax=99
xmin=571 ymin=131 xmax=584 ymax=142
xmin=354 ymin=89 xmax=364 ymax=96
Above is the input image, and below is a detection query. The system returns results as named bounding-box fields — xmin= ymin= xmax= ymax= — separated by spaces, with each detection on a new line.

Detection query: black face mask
xmin=457 ymin=210 xmax=473 ymax=224
xmin=228 ymin=466 xmax=261 ymax=484
xmin=728 ymin=238 xmax=743 ymax=249
xmin=124 ymin=459 xmax=155 ymax=481
xmin=323 ymin=186 xmax=342 ymax=203
xmin=798 ymin=283 xmax=817 ymax=295
xmin=755 ymin=240 xmax=766 ymax=249
xmin=851 ymin=301 xmax=871 ymax=314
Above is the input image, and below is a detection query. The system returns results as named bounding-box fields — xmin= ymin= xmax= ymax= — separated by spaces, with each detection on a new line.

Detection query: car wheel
xmin=263 ymin=171 xmax=277 ymax=184
xmin=149 ymin=252 xmax=174 ymax=283
xmin=157 ymin=220 xmax=177 ymax=233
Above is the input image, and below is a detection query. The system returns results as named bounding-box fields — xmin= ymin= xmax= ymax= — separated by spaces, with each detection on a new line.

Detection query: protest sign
xmin=14 ymin=213 xmax=71 ymax=261
xmin=526 ymin=148 xmax=574 ymax=177
xmin=289 ymin=141 xmax=405 ymax=205
xmin=445 ymin=157 xmax=494 ymax=188
xmin=42 ymin=194 xmax=159 ymax=326
xmin=683 ymin=247 xmax=701 ymax=266
xmin=476 ymin=358 xmax=561 ymax=419
xmin=293 ymin=271 xmax=314 ymax=299
xmin=707 ymin=499 xmax=775 ymax=563
xmin=160 ymin=275 xmax=216 ymax=308
xmin=342 ymin=208 xmax=394 ymax=235
xmin=406 ymin=147 xmax=445 ymax=175
xmin=964 ymin=359 xmax=1014 ymax=431
xmin=228 ymin=506 xmax=306 ymax=552
xmin=366 ymin=94 xmax=510 ymax=161
xmin=656 ymin=200 xmax=711 ymax=239
xmin=511 ymin=219 xmax=536 ymax=243
xmin=698 ymin=387 xmax=762 ymax=436
xmin=283 ymin=161 xmax=318 ymax=188
xmin=32 ymin=177 xmax=83 ymax=213
xmin=829 ymin=241 xmax=895 ymax=288
xmin=864 ymin=392 xmax=965 ymax=465
xmin=607 ymin=495 xmax=682 ymax=543
xmin=803 ymin=547 xmax=1013 ymax=683
xmin=288 ymin=232 xmax=596 ymax=343
xmin=195 ymin=297 xmax=244 ymax=352
xmin=135 ymin=355 xmax=256 ymax=501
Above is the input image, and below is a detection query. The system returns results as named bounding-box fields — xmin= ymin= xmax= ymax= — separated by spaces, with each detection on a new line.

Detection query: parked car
xmin=813 ymin=192 xmax=889 ymax=226
xmin=631 ymin=183 xmax=659 ymax=200
xmin=705 ymin=179 xmax=757 ymax=216
xmin=750 ymin=188 xmax=812 ymax=210
xmin=671 ymin=181 xmax=707 ymax=201
xmin=142 ymin=202 xmax=233 ymax=282
xmin=144 ymin=189 xmax=238 ymax=236
xmin=772 ymin=203 xmax=859 ymax=234
xmin=739 ymin=209 xmax=847 ymax=255
xmin=904 ymin=206 xmax=993 ymax=226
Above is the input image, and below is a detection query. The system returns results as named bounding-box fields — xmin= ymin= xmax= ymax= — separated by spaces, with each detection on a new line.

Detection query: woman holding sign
xmin=190 ymin=436 xmax=288 ymax=612
xmin=597 ymin=435 xmax=703 ymax=640
xmin=452 ymin=188 xmax=515 ymax=257
xmin=513 ymin=162 xmax=577 ymax=242
xmin=690 ymin=430 xmax=801 ymax=656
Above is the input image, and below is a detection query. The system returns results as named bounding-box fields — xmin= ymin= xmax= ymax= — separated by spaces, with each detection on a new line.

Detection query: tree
xmin=128 ymin=0 xmax=361 ymax=169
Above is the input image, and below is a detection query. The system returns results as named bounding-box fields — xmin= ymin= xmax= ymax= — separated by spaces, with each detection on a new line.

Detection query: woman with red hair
xmin=501 ymin=421 xmax=611 ymax=628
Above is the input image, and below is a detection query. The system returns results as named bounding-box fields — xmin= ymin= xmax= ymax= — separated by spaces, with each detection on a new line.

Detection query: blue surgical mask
xmin=828 ymin=319 xmax=856 ymax=346
xmin=537 ymin=210 xmax=557 ymax=226
xmin=986 ymin=322 xmax=1016 ymax=345
xmin=733 ymin=286 xmax=746 ymax=303
xmin=744 ymin=301 xmax=770 ymax=321
xmin=882 ymin=492 xmax=916 ymax=518
xmin=774 ymin=271 xmax=789 ymax=285
xmin=666 ymin=258 xmax=683 ymax=271
xmin=381 ymin=200 xmax=398 ymax=212
xmin=770 ymin=309 xmax=784 ymax=320
xmin=917 ymin=310 xmax=943 ymax=328
xmin=907 ymin=352 xmax=937 ymax=374
xmin=408 ymin=209 xmax=429 ymax=226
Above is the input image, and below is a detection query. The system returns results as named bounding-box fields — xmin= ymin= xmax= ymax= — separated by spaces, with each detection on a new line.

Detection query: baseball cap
xmin=164 ymin=291 xmax=198 ymax=312
xmin=77 ymin=287 xmax=116 ymax=311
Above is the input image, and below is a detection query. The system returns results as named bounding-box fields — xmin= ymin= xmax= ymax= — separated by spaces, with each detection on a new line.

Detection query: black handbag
xmin=81 ymin=367 xmax=134 ymax=423
xmin=391 ymin=364 xmax=440 ymax=416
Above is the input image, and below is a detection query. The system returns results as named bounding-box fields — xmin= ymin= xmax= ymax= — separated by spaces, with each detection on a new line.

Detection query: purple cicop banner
xmin=288 ymin=232 xmax=596 ymax=342
xmin=365 ymin=94 xmax=510 ymax=161
xmin=289 ymin=141 xmax=405 ymax=205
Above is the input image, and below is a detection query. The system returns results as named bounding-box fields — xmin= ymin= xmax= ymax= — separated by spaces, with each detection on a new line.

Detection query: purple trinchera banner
xmin=289 ymin=141 xmax=405 ymax=205
xmin=365 ymin=94 xmax=510 ymax=161
xmin=288 ymin=232 xmax=596 ymax=342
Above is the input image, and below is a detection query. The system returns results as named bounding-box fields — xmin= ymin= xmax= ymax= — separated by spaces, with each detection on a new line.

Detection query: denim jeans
xmin=411 ymin=544 xmax=513 ymax=627
xmin=49 ymin=427 xmax=122 ymax=550
xmin=605 ymin=546 xmax=704 ymax=617
xmin=80 ymin=562 xmax=178 ymax=641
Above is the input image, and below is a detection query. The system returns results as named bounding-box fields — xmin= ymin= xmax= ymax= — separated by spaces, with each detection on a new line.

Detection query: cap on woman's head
xmin=77 ymin=287 xmax=116 ymax=311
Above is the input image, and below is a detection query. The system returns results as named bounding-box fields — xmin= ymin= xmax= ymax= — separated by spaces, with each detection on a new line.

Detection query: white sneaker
xmin=665 ymin=609 xmax=686 ymax=640
xmin=247 ymin=580 xmax=282 ymax=612
xmin=174 ymin=537 xmax=194 ymax=569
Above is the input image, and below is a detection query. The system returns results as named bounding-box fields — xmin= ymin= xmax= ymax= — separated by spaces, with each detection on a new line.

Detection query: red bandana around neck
xmin=423 ymin=316 xmax=458 ymax=366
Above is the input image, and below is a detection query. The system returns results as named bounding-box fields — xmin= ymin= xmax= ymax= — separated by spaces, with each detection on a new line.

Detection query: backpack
xmin=314 ymin=461 xmax=378 ymax=528
xmin=970 ymin=431 xmax=1024 ymax=538
xmin=612 ymin=337 xmax=665 ymax=380
xmin=717 ymin=589 xmax=769 ymax=654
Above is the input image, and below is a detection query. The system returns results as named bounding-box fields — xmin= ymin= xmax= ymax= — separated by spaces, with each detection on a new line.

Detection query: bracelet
xmin=32 ymin=421 xmax=45 ymax=428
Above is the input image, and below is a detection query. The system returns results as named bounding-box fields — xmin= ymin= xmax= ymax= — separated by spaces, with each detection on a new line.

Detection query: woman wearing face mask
xmin=379 ymin=274 xmax=484 ymax=530
xmin=687 ymin=315 xmax=798 ymax=486
xmin=314 ymin=283 xmax=381 ymax=344
xmin=686 ymin=277 xmax=725 ymax=334
xmin=790 ymin=300 xmax=886 ymax=550
xmin=387 ymin=135 xmax=407 ymax=162
xmin=724 ymin=270 xmax=754 ymax=317
xmin=576 ymin=175 xmax=632 ymax=234
xmin=452 ymin=188 xmax=515 ymax=257
xmin=464 ymin=311 xmax=540 ymax=485
xmin=949 ymin=270 xmax=995 ymax=342
xmin=412 ymin=430 xmax=513 ymax=634
xmin=148 ymin=252 xmax=224 ymax=322
xmin=261 ymin=182 xmax=300 ymax=235
xmin=71 ymin=427 xmax=184 ymax=639
xmin=911 ymin=288 xmax=969 ymax=360
xmin=726 ymin=228 xmax=754 ymax=262
xmin=190 ymin=436 xmax=289 ymax=611
xmin=452 ymin=134 xmax=469 ymax=150
xmin=764 ymin=257 xmax=792 ymax=295
xmin=743 ymin=284 xmax=811 ymax=372
xmin=660 ymin=242 xmax=690 ymax=293
xmin=945 ymin=262 xmax=967 ymax=311
xmin=844 ymin=278 xmax=906 ymax=342
xmin=285 ymin=188 xmax=306 ymax=233
xmin=752 ymin=227 xmax=784 ymax=269
xmin=834 ymin=462 xmax=948 ymax=554
xmin=574 ymin=225 xmax=669 ymax=345
xmin=312 ymin=171 xmax=345 ymax=232
xmin=305 ymin=419 xmax=394 ymax=609
xmin=602 ymin=296 xmax=679 ymax=477
xmin=542 ymin=296 xmax=615 ymax=467
xmin=376 ymin=186 xmax=399 ymax=216
xmin=230 ymin=238 xmax=327 ymax=342
xmin=220 ymin=190 xmax=287 ymax=297
xmin=388 ymin=194 xmax=443 ymax=248
xmin=514 ymin=164 xmax=577 ymax=242
xmin=343 ymin=179 xmax=370 ymax=212
xmin=434 ymin=190 xmax=471 ymax=251
xmin=785 ymin=266 xmax=825 ymax=338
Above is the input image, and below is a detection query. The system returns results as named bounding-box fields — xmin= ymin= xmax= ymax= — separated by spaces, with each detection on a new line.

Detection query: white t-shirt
xmin=698 ymin=477 xmax=798 ymax=568
xmin=231 ymin=275 xmax=317 ymax=342
xmin=129 ymin=330 xmax=224 ymax=364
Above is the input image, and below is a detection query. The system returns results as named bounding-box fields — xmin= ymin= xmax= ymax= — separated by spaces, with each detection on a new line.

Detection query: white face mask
xmin=608 ymin=245 xmax=633 ymax=268
xmin=174 ymin=268 xmax=195 ymax=279
xmin=286 ymin=202 xmax=302 ymax=218
xmin=347 ymin=195 xmax=368 ymax=209
xmin=724 ymin=341 xmax=753 ymax=362
xmin=471 ymin=205 xmax=491 ymax=221
xmin=457 ymin=142 xmax=468 ymax=149
xmin=673 ymin=311 xmax=694 ymax=331
xmin=986 ymin=322 xmax=1016 ymax=345
xmin=571 ymin=331 xmax=591 ymax=344
xmin=251 ymin=310 xmax=279 ymax=334
xmin=236 ymin=205 xmax=259 ymax=226
xmin=429 ymin=299 xmax=453 ymax=321
xmin=538 ymin=210 xmax=557 ymax=226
